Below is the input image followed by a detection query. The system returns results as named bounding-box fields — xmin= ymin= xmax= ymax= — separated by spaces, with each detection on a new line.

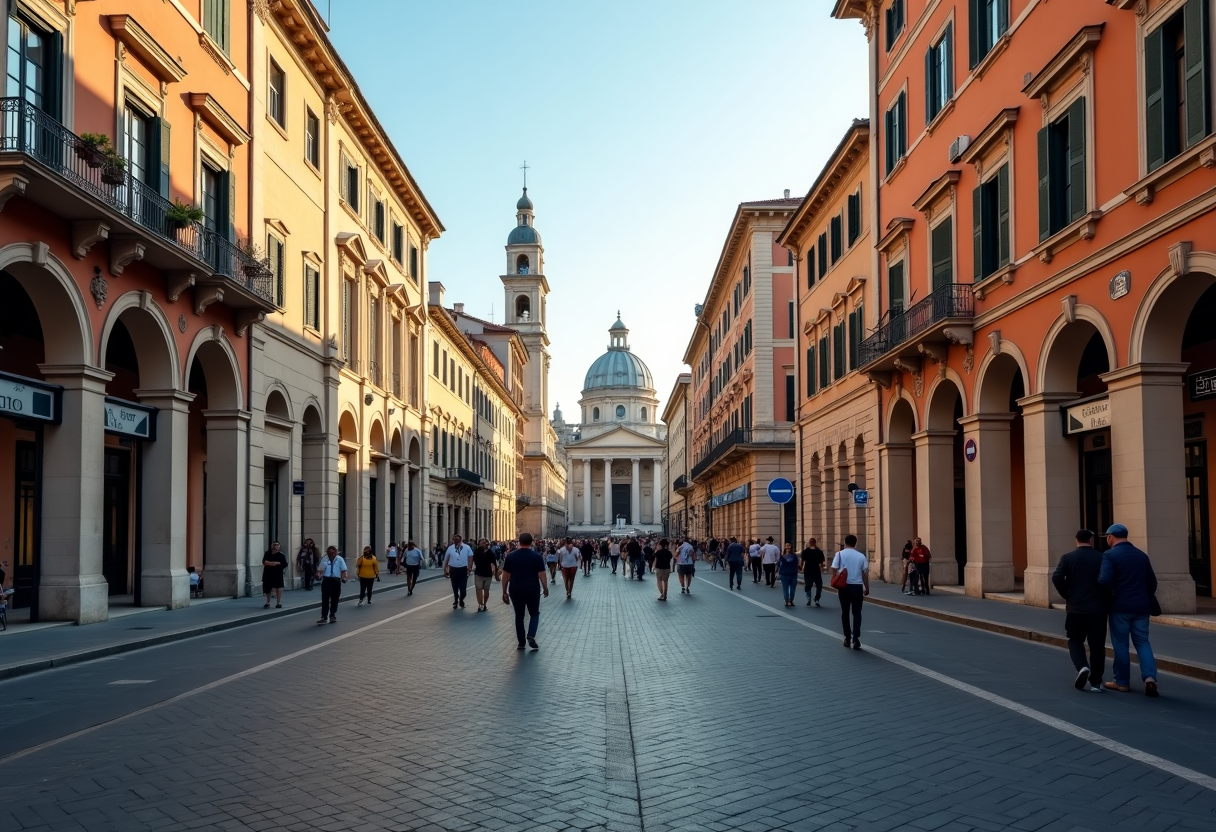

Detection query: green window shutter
xmin=968 ymin=0 xmax=980 ymax=67
xmin=1037 ymin=126 xmax=1051 ymax=241
xmin=888 ymin=261 xmax=904 ymax=311
xmin=848 ymin=309 xmax=860 ymax=371
xmin=944 ymin=24 xmax=954 ymax=99
xmin=806 ymin=346 xmax=816 ymax=396
xmin=819 ymin=336 xmax=830 ymax=387
xmin=1185 ymin=0 xmax=1209 ymax=148
xmin=884 ymin=107 xmax=894 ymax=173
xmin=834 ymin=322 xmax=846 ymax=380
xmin=305 ymin=266 xmax=317 ymax=329
xmin=972 ymin=186 xmax=984 ymax=281
xmin=897 ymin=92 xmax=907 ymax=157
xmin=997 ymin=163 xmax=1011 ymax=267
xmin=925 ymin=44 xmax=935 ymax=124
xmin=1068 ymin=97 xmax=1087 ymax=223
xmin=818 ymin=233 xmax=828 ymax=275
xmin=1145 ymin=25 xmax=1166 ymax=171
xmin=155 ymin=118 xmax=171 ymax=199
xmin=226 ymin=169 xmax=237 ymax=242
xmin=807 ymin=244 xmax=815 ymax=287
xmin=931 ymin=217 xmax=953 ymax=291
xmin=997 ymin=0 xmax=1009 ymax=37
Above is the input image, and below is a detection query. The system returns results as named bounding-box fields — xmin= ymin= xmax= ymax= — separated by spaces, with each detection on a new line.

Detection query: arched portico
xmin=878 ymin=394 xmax=917 ymax=583
xmin=915 ymin=376 xmax=966 ymax=586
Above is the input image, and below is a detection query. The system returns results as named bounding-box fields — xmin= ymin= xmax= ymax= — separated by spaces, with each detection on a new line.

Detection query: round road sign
xmin=767 ymin=477 xmax=795 ymax=504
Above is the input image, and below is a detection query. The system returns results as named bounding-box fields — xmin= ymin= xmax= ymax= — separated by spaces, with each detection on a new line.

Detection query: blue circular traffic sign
xmin=767 ymin=477 xmax=795 ymax=504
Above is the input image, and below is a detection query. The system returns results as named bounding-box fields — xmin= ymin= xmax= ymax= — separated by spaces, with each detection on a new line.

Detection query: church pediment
xmin=565 ymin=425 xmax=665 ymax=451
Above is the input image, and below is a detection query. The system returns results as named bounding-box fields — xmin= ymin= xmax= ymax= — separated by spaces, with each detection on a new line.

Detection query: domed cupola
xmin=582 ymin=314 xmax=655 ymax=392
xmin=507 ymin=187 xmax=541 ymax=248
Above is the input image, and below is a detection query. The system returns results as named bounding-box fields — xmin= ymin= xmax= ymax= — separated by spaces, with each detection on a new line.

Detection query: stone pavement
xmin=1 ymin=564 xmax=1214 ymax=831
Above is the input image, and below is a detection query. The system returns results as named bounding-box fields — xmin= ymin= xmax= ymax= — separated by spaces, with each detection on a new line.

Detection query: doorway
xmin=1081 ymin=431 xmax=1113 ymax=552
xmin=1186 ymin=439 xmax=1211 ymax=595
xmin=264 ymin=476 xmax=279 ymax=550
xmin=12 ymin=438 xmax=38 ymax=609
xmin=102 ymin=447 xmax=132 ymax=595
xmin=611 ymin=484 xmax=631 ymax=524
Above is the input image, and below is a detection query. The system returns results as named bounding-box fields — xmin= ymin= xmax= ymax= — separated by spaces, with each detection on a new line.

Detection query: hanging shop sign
xmin=0 ymin=371 xmax=61 ymax=424
xmin=710 ymin=484 xmax=749 ymax=508
xmin=1063 ymin=396 xmax=1110 ymax=436
xmin=1188 ymin=368 xmax=1216 ymax=402
xmin=103 ymin=397 xmax=157 ymax=440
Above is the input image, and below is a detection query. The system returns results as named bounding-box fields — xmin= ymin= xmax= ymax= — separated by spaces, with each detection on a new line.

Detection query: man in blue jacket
xmin=1051 ymin=530 xmax=1107 ymax=692
xmin=1097 ymin=524 xmax=1159 ymax=697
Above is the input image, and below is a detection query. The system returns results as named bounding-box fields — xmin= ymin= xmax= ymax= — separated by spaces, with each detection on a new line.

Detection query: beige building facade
xmin=662 ymin=373 xmax=692 ymax=538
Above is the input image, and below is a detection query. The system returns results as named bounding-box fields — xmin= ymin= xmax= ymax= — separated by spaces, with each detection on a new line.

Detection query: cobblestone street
xmin=2 ymin=568 xmax=1213 ymax=832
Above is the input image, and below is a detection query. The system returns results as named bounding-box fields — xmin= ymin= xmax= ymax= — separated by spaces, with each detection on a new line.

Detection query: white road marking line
xmin=699 ymin=577 xmax=1216 ymax=793
xmin=107 ymin=680 xmax=155 ymax=685
xmin=0 ymin=595 xmax=449 ymax=766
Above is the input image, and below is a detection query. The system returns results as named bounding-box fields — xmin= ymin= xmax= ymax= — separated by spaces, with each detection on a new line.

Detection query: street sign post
xmin=767 ymin=477 xmax=795 ymax=504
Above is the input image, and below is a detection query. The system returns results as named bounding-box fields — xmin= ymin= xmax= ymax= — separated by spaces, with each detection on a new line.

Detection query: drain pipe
xmin=242 ymin=3 xmax=255 ymax=599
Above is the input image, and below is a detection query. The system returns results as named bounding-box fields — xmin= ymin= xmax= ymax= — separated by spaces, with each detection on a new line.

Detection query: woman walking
xmin=356 ymin=546 xmax=379 ymax=605
xmin=545 ymin=544 xmax=559 ymax=584
xmin=262 ymin=541 xmax=288 ymax=608
xmin=653 ymin=539 xmax=673 ymax=601
xmin=778 ymin=542 xmax=800 ymax=607
xmin=296 ymin=539 xmax=318 ymax=591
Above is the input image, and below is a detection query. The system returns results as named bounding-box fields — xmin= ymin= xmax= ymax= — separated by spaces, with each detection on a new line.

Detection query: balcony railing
xmin=690 ymin=428 xmax=752 ymax=481
xmin=0 ymin=97 xmax=274 ymax=306
xmin=673 ymin=474 xmax=691 ymax=492
xmin=859 ymin=282 xmax=974 ymax=367
xmin=444 ymin=467 xmax=483 ymax=488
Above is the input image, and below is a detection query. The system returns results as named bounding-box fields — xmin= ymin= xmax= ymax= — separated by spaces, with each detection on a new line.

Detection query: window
xmin=969 ymin=0 xmax=1009 ymax=68
xmin=785 ymin=374 xmax=795 ymax=422
xmin=442 ymin=350 xmax=448 ymax=385
xmin=342 ymin=279 xmax=353 ymax=361
xmin=930 ymin=217 xmax=953 ymax=291
xmin=847 ymin=191 xmax=862 ymax=247
xmin=885 ymin=0 xmax=906 ymax=52
xmin=807 ymin=244 xmax=817 ymax=288
xmin=640 ymin=407 xmax=647 ymax=422
xmin=830 ymin=214 xmax=843 ymax=263
xmin=973 ymin=164 xmax=1010 ymax=280
xmin=1146 ymin=0 xmax=1210 ymax=172
xmin=7 ymin=15 xmax=61 ymax=118
xmin=888 ymin=260 xmax=905 ymax=312
xmin=817 ymin=232 xmax=828 ymax=276
xmin=304 ymin=263 xmax=319 ymax=330
xmin=885 ymin=91 xmax=908 ymax=176
xmin=203 ymin=0 xmax=230 ymax=54
xmin=201 ymin=163 xmax=223 ymax=234
xmin=848 ymin=304 xmax=864 ymax=371
xmin=744 ymin=319 xmax=753 ymax=355
xmin=432 ymin=341 xmax=440 ymax=376
xmin=409 ymin=244 xmax=419 ymax=282
xmin=833 ymin=321 xmax=847 ymax=380
xmin=268 ymin=59 xmax=285 ymax=127
xmin=391 ymin=222 xmax=404 ymax=264
xmin=742 ymin=265 xmax=751 ymax=297
xmin=267 ymin=234 xmax=285 ymax=306
xmin=1037 ymin=97 xmax=1087 ymax=241
xmin=305 ymin=109 xmax=320 ymax=167
xmin=926 ymin=24 xmax=954 ymax=123
xmin=806 ymin=345 xmax=817 ymax=396
xmin=373 ymin=198 xmax=386 ymax=243
xmin=593 ymin=407 xmax=600 ymax=421
xmin=818 ymin=335 xmax=830 ymax=389
xmin=616 ymin=405 xmax=626 ymax=419
xmin=342 ymin=157 xmax=359 ymax=212
xmin=788 ymin=300 xmax=795 ymax=339
xmin=787 ymin=250 xmax=794 ymax=267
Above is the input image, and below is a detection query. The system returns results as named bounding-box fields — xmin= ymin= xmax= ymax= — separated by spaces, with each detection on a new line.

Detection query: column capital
xmin=1016 ymin=392 xmax=1078 ymax=415
xmin=630 ymin=457 xmax=640 ymax=464
xmin=37 ymin=363 xmax=113 ymax=390
xmin=1100 ymin=362 xmax=1190 ymax=391
xmin=911 ymin=429 xmax=956 ymax=444
xmin=957 ymin=413 xmax=1016 ymax=429
xmin=134 ymin=388 xmax=197 ymax=411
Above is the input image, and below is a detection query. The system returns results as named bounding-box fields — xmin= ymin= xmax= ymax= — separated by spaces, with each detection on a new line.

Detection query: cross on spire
xmin=520 ymin=160 xmax=530 ymax=189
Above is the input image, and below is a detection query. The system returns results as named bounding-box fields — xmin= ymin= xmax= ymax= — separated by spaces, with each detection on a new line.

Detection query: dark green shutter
xmin=1184 ymin=0 xmax=1209 ymax=148
xmin=848 ymin=308 xmax=860 ymax=371
xmin=806 ymin=346 xmax=816 ymax=396
xmin=972 ymin=186 xmax=984 ymax=281
xmin=1068 ymin=97 xmax=1087 ymax=223
xmin=968 ymin=0 xmax=980 ymax=67
xmin=305 ymin=267 xmax=317 ymax=329
xmin=997 ymin=163 xmax=1010 ymax=267
xmin=1145 ymin=25 xmax=1166 ymax=171
xmin=897 ymin=92 xmax=907 ymax=156
xmin=1037 ymin=126 xmax=1051 ymax=241
xmin=807 ymin=244 xmax=815 ymax=287
xmin=925 ymin=44 xmax=935 ymax=123
xmin=834 ymin=322 xmax=846 ymax=380
xmin=997 ymin=0 xmax=1009 ymax=37
xmin=944 ymin=24 xmax=954 ymax=99
xmin=156 ymin=118 xmax=171 ymax=199
xmin=932 ymin=217 xmax=953 ymax=291
xmin=225 ymin=170 xmax=237 ymax=242
xmin=885 ymin=107 xmax=894 ymax=173
xmin=888 ymin=261 xmax=904 ymax=311
xmin=819 ymin=336 xmax=829 ymax=388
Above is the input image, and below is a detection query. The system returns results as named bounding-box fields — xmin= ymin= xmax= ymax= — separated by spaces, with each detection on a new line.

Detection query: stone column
xmin=1103 ymin=363 xmax=1196 ymax=613
xmin=602 ymin=458 xmax=613 ymax=524
xmin=202 ymin=410 xmax=250 ymax=597
xmin=877 ymin=442 xmax=914 ymax=583
xmin=1018 ymin=393 xmax=1079 ymax=607
xmin=958 ymin=414 xmax=1016 ymax=596
xmin=134 ymin=389 xmax=195 ymax=609
xmin=912 ymin=429 xmax=959 ymax=585
xmin=582 ymin=458 xmax=591 ymax=525
xmin=652 ymin=458 xmax=662 ymax=526
xmin=37 ymin=364 xmax=112 ymax=624
xmin=630 ymin=458 xmax=640 ymax=525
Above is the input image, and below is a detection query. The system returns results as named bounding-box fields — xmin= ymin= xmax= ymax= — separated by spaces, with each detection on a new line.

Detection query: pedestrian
xmin=910 ymin=537 xmax=932 ymax=595
xmin=653 ymin=539 xmax=674 ymax=601
xmin=707 ymin=537 xmax=720 ymax=570
xmin=558 ymin=537 xmax=580 ymax=599
xmin=644 ymin=539 xmax=656 ymax=576
xmin=801 ymin=538 xmax=825 ymax=607
xmin=296 ymin=539 xmax=318 ymax=591
xmin=778 ymin=542 xmax=800 ymax=607
xmin=580 ymin=539 xmax=596 ymax=576
xmin=609 ymin=538 xmax=622 ymax=574
xmin=1098 ymin=524 xmax=1160 ymax=697
xmin=501 ymin=532 xmax=549 ymax=649
xmin=599 ymin=538 xmax=610 ymax=569
xmin=1051 ymin=529 xmax=1108 ymax=692
xmin=545 ymin=544 xmax=559 ymax=583
xmin=356 ymin=546 xmax=379 ymax=605
xmin=262 ymin=541 xmax=288 ymax=609
xmin=315 ymin=546 xmax=348 ymax=624
xmin=472 ymin=538 xmax=498 ymax=612
xmin=830 ymin=534 xmax=869 ymax=650
xmin=900 ymin=540 xmax=913 ymax=594
xmin=402 ymin=540 xmax=423 ymax=595
xmin=443 ymin=534 xmax=474 ymax=610
xmin=760 ymin=536 xmax=780 ymax=587
xmin=748 ymin=539 xmax=763 ymax=583
xmin=675 ymin=537 xmax=696 ymax=595
xmin=386 ymin=541 xmax=398 ymax=575
xmin=725 ymin=536 xmax=746 ymax=590
xmin=626 ymin=536 xmax=644 ymax=580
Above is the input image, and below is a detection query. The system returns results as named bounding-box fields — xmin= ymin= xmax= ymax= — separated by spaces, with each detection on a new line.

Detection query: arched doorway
xmin=368 ymin=418 xmax=387 ymax=556
xmin=852 ymin=435 xmax=868 ymax=555
xmin=337 ymin=410 xmax=359 ymax=558
xmin=390 ymin=428 xmax=404 ymax=548
xmin=880 ymin=396 xmax=917 ymax=582
xmin=919 ymin=378 xmax=966 ymax=586
xmin=261 ymin=388 xmax=293 ymax=586
xmin=300 ymin=404 xmax=327 ymax=554
xmin=407 ymin=435 xmax=421 ymax=542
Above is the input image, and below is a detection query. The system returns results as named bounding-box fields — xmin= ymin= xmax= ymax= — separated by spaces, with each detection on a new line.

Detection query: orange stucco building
xmin=832 ymin=0 xmax=1215 ymax=611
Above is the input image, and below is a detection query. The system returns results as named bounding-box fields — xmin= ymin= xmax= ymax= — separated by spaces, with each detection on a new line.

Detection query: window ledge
xmin=1126 ymin=133 xmax=1216 ymax=206
xmin=303 ymin=158 xmax=322 ymax=180
xmin=972 ymin=263 xmax=1018 ymax=300
xmin=340 ymin=200 xmax=362 ymax=227
xmin=1031 ymin=211 xmax=1103 ymax=265
xmin=266 ymin=114 xmax=289 ymax=141
xmin=971 ymin=33 xmax=1011 ymax=81
xmin=925 ymin=99 xmax=956 ymax=137
xmin=884 ymin=155 xmax=908 ymax=184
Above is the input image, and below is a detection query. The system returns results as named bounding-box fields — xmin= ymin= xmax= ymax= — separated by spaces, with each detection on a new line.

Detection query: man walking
xmin=501 ymin=532 xmax=548 ymax=649
xmin=748 ymin=540 xmax=763 ymax=583
xmin=760 ymin=536 xmax=780 ymax=587
xmin=1098 ymin=524 xmax=1160 ymax=697
xmin=830 ymin=534 xmax=869 ymax=650
xmin=558 ymin=538 xmax=580 ymax=599
xmin=626 ymin=536 xmax=644 ymax=580
xmin=1051 ymin=530 xmax=1107 ymax=692
xmin=580 ymin=539 xmax=596 ymax=576
xmin=402 ymin=540 xmax=423 ymax=595
xmin=725 ymin=536 xmax=746 ymax=590
xmin=675 ymin=537 xmax=697 ymax=595
xmin=315 ymin=546 xmax=348 ymax=624
xmin=443 ymin=534 xmax=474 ymax=610
xmin=472 ymin=538 xmax=498 ymax=612
xmin=801 ymin=538 xmax=825 ymax=606
xmin=910 ymin=537 xmax=932 ymax=595
xmin=296 ymin=539 xmax=318 ymax=591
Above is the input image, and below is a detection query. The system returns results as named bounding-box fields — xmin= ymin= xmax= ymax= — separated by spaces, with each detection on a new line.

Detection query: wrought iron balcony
xmin=673 ymin=474 xmax=692 ymax=493
xmin=0 ymin=97 xmax=274 ymax=311
xmin=443 ymin=467 xmax=483 ymax=489
xmin=858 ymin=283 xmax=975 ymax=372
xmin=690 ymin=428 xmax=752 ymax=481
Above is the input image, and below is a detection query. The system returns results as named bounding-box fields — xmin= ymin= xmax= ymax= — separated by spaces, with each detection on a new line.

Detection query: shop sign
xmin=1189 ymin=368 xmax=1216 ymax=402
xmin=104 ymin=397 xmax=156 ymax=440
xmin=710 ymin=484 xmax=749 ymax=508
xmin=0 ymin=371 xmax=61 ymax=424
xmin=1109 ymin=270 xmax=1131 ymax=300
xmin=1063 ymin=397 xmax=1110 ymax=435
xmin=293 ymin=480 xmax=306 ymax=496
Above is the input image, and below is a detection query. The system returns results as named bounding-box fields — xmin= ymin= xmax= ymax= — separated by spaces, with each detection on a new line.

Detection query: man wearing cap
xmin=1097 ymin=524 xmax=1160 ymax=697
xmin=1051 ymin=530 xmax=1107 ymax=692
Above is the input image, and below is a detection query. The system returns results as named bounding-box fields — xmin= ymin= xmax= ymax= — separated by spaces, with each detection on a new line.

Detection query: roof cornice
xmin=778 ymin=119 xmax=869 ymax=249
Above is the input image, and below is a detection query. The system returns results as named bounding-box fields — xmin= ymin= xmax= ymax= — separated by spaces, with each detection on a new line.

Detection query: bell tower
xmin=502 ymin=185 xmax=550 ymax=418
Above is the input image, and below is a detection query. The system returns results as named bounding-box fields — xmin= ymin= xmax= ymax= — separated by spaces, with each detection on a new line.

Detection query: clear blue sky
xmin=328 ymin=0 xmax=868 ymax=419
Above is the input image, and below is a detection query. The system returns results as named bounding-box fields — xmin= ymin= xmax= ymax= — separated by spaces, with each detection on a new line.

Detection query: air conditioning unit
xmin=948 ymin=135 xmax=971 ymax=164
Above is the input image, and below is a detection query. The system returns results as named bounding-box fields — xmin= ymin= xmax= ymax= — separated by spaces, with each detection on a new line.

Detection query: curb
xmin=0 ymin=574 xmax=441 ymax=682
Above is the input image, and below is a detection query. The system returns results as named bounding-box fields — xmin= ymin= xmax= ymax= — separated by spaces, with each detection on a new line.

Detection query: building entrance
xmin=102 ymin=446 xmax=134 ymax=596
xmin=1185 ymin=439 xmax=1211 ymax=595
xmin=1081 ymin=431 xmax=1113 ymax=552
xmin=11 ymin=438 xmax=37 ymax=609
xmin=611 ymin=484 xmax=631 ymax=524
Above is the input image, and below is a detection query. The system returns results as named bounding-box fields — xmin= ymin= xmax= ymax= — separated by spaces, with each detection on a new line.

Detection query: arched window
xmin=640 ymin=407 xmax=647 ymax=422
xmin=516 ymin=254 xmax=530 ymax=274
xmin=592 ymin=407 xmax=600 ymax=421
xmin=616 ymin=405 xmax=626 ymax=419
xmin=515 ymin=295 xmax=530 ymax=321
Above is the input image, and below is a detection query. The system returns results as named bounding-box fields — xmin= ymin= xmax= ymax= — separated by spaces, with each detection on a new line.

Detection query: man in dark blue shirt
xmin=1098 ymin=523 xmax=1159 ymax=696
xmin=725 ymin=537 xmax=746 ymax=590
xmin=502 ymin=532 xmax=548 ymax=650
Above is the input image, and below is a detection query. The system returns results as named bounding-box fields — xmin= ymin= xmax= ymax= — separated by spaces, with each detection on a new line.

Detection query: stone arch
xmin=390 ymin=427 xmax=403 ymax=459
xmin=0 ymin=241 xmax=92 ymax=365
xmin=515 ymin=294 xmax=531 ymax=320
xmin=183 ymin=328 xmax=244 ymax=410
xmin=516 ymin=254 xmax=530 ymax=274
xmin=408 ymin=435 xmax=421 ymax=465
xmin=98 ymin=291 xmax=180 ymax=391
xmin=302 ymin=403 xmax=324 ymax=437
xmin=975 ymin=341 xmax=1030 ymax=414
xmin=1038 ymin=306 xmax=1117 ymax=394
xmin=924 ymin=374 xmax=966 ymax=431
xmin=369 ymin=418 xmax=387 ymax=454
xmin=887 ymin=392 xmax=919 ymax=443
xmin=1131 ymin=251 xmax=1216 ymax=364
xmin=263 ymin=384 xmax=293 ymax=422
xmin=338 ymin=408 xmax=359 ymax=444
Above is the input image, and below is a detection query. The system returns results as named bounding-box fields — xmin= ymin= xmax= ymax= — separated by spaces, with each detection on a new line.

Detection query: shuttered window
xmin=267 ymin=233 xmax=285 ymax=306
xmin=1146 ymin=0 xmax=1209 ymax=172
xmin=885 ymin=0 xmax=905 ymax=52
xmin=818 ymin=335 xmax=830 ymax=390
xmin=969 ymin=0 xmax=1008 ymax=69
xmin=931 ymin=218 xmax=953 ymax=291
xmin=926 ymin=23 xmax=954 ymax=123
xmin=847 ymin=191 xmax=861 ymax=246
xmin=830 ymin=214 xmax=843 ymax=263
xmin=817 ymin=232 xmax=828 ymax=276
xmin=342 ymin=279 xmax=353 ymax=361
xmin=888 ymin=260 xmax=905 ymax=312
xmin=884 ymin=91 xmax=907 ymax=176
xmin=833 ymin=321 xmax=846 ymax=380
xmin=1037 ymin=97 xmax=1087 ymax=241
xmin=807 ymin=244 xmax=816 ymax=287
xmin=203 ymin=0 xmax=230 ymax=54
xmin=785 ymin=374 xmax=795 ymax=422
xmin=849 ymin=304 xmax=863 ymax=371
xmin=304 ymin=264 xmax=319 ymax=330
xmin=973 ymin=163 xmax=1010 ymax=280
xmin=806 ymin=345 xmax=817 ymax=397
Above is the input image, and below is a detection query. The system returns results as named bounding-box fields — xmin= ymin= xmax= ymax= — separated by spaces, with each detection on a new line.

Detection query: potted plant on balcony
xmin=100 ymin=150 xmax=127 ymax=185
xmin=166 ymin=199 xmax=204 ymax=229
xmin=238 ymin=237 xmax=269 ymax=277
xmin=75 ymin=133 xmax=111 ymax=168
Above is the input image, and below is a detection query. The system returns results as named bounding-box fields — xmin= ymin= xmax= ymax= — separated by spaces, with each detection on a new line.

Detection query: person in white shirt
xmin=315 ymin=546 xmax=348 ymax=624
xmin=558 ymin=538 xmax=581 ymax=599
xmin=748 ymin=540 xmax=762 ymax=583
xmin=675 ymin=538 xmax=697 ymax=595
xmin=760 ymin=536 xmax=781 ymax=587
xmin=443 ymin=534 xmax=474 ymax=610
xmin=830 ymin=535 xmax=870 ymax=650
xmin=402 ymin=541 xmax=423 ymax=595
xmin=386 ymin=542 xmax=399 ymax=575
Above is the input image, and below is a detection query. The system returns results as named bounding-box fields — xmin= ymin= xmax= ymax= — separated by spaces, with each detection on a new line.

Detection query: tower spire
xmin=520 ymin=159 xmax=529 ymax=190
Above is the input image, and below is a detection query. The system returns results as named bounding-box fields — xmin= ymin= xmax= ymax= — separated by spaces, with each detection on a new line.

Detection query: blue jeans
xmin=1108 ymin=613 xmax=1157 ymax=685
xmin=780 ymin=574 xmax=797 ymax=602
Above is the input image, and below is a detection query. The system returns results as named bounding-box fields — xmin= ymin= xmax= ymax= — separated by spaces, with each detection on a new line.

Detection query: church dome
xmin=582 ymin=314 xmax=654 ymax=391
xmin=507 ymin=224 xmax=541 ymax=246
xmin=517 ymin=188 xmax=534 ymax=210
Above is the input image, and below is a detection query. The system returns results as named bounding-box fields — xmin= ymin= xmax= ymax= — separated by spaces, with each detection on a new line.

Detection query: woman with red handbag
xmin=830 ymin=535 xmax=870 ymax=650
